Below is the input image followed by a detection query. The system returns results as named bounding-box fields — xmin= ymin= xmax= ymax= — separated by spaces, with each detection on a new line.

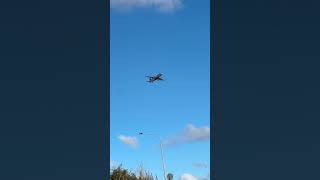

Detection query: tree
xmin=110 ymin=165 xmax=154 ymax=180
xmin=136 ymin=165 xmax=154 ymax=180
xmin=110 ymin=165 xmax=137 ymax=180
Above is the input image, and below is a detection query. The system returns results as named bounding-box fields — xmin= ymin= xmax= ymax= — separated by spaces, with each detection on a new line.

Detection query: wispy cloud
xmin=193 ymin=162 xmax=209 ymax=169
xmin=118 ymin=135 xmax=139 ymax=148
xmin=162 ymin=124 xmax=210 ymax=147
xmin=179 ymin=173 xmax=198 ymax=180
xmin=110 ymin=0 xmax=183 ymax=12
xmin=180 ymin=172 xmax=210 ymax=180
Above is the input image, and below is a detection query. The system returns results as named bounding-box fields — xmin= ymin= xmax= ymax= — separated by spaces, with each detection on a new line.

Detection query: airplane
xmin=146 ymin=73 xmax=164 ymax=83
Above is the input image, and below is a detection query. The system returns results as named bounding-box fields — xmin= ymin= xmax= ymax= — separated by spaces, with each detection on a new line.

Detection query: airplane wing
xmin=159 ymin=77 xmax=164 ymax=81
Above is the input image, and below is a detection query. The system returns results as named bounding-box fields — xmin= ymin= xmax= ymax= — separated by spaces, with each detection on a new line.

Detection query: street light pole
xmin=139 ymin=133 xmax=167 ymax=180
xmin=159 ymin=139 xmax=167 ymax=180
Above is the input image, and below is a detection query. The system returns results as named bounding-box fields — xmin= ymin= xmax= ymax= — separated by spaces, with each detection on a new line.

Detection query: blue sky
xmin=110 ymin=0 xmax=210 ymax=179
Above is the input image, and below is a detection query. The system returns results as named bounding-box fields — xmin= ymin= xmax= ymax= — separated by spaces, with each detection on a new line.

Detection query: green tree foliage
xmin=110 ymin=165 xmax=137 ymax=180
xmin=136 ymin=165 xmax=154 ymax=180
xmin=110 ymin=165 xmax=155 ymax=180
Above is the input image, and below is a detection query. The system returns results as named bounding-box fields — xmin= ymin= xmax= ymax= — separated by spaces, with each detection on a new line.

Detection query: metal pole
xmin=159 ymin=140 xmax=167 ymax=180
xmin=139 ymin=133 xmax=167 ymax=180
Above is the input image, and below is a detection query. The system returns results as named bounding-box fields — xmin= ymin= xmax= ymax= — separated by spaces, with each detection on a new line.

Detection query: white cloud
xmin=180 ymin=173 xmax=198 ymax=180
xmin=193 ymin=162 xmax=208 ymax=169
xmin=110 ymin=0 xmax=183 ymax=12
xmin=118 ymin=135 xmax=139 ymax=148
xmin=162 ymin=124 xmax=210 ymax=147
xmin=198 ymin=177 xmax=209 ymax=180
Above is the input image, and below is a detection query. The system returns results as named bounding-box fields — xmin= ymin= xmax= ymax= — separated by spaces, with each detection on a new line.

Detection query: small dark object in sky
xmin=146 ymin=73 xmax=164 ymax=83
